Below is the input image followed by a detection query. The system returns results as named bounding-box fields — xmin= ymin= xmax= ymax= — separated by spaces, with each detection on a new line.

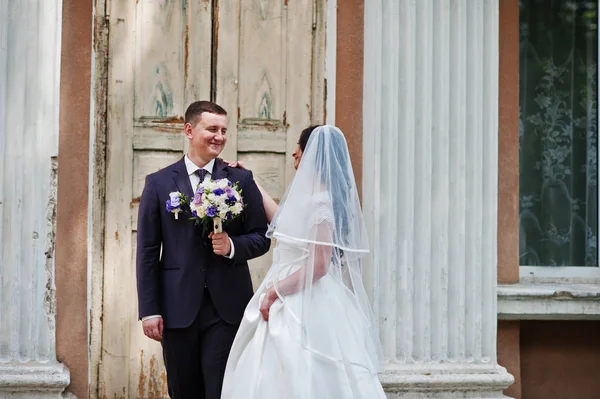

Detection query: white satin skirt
xmin=221 ymin=272 xmax=386 ymax=399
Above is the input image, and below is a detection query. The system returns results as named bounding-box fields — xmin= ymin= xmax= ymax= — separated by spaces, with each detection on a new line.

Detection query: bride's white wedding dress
xmin=222 ymin=126 xmax=385 ymax=398
xmin=221 ymin=194 xmax=386 ymax=399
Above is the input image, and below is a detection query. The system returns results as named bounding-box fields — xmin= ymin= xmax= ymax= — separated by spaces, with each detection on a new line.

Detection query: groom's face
xmin=186 ymin=112 xmax=228 ymax=161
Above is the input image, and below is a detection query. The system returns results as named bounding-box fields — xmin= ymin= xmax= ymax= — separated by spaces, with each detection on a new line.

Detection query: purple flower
xmin=169 ymin=192 xmax=180 ymax=207
xmin=213 ymin=188 xmax=225 ymax=196
xmin=227 ymin=180 xmax=233 ymax=187
xmin=193 ymin=192 xmax=202 ymax=205
xmin=206 ymin=206 xmax=218 ymax=218
xmin=225 ymin=196 xmax=237 ymax=206
xmin=225 ymin=187 xmax=234 ymax=196
xmin=191 ymin=209 xmax=198 ymax=218
xmin=166 ymin=192 xmax=181 ymax=212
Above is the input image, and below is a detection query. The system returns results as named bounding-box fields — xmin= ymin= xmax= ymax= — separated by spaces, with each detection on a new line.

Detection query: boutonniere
xmin=165 ymin=191 xmax=187 ymax=220
xmin=189 ymin=178 xmax=245 ymax=232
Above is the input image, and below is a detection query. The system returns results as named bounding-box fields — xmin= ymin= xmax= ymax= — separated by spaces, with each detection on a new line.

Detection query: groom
xmin=136 ymin=100 xmax=270 ymax=398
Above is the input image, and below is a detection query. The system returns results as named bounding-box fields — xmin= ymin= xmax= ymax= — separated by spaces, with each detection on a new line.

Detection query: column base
xmin=380 ymin=362 xmax=514 ymax=399
xmin=0 ymin=362 xmax=70 ymax=398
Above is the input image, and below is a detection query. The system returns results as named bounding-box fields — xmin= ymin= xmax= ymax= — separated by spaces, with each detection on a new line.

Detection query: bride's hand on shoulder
xmin=259 ymin=287 xmax=278 ymax=321
xmin=222 ymin=158 xmax=247 ymax=169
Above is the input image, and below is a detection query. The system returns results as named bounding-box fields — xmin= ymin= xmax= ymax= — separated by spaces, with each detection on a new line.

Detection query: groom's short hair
xmin=185 ymin=101 xmax=227 ymax=126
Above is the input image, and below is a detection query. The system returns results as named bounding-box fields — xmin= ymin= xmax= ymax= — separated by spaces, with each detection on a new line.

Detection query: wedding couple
xmin=136 ymin=101 xmax=385 ymax=398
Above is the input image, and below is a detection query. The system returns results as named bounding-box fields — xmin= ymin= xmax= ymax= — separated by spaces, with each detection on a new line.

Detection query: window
xmin=519 ymin=0 xmax=600 ymax=277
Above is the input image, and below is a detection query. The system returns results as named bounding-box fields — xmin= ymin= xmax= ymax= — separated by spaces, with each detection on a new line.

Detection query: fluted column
xmin=0 ymin=0 xmax=70 ymax=397
xmin=363 ymin=1 xmax=513 ymax=397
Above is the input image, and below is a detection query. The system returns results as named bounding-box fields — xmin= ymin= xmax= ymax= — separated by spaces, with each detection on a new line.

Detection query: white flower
xmin=232 ymin=202 xmax=243 ymax=215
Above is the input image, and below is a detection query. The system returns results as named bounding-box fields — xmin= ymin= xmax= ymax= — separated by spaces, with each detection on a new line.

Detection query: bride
xmin=221 ymin=125 xmax=386 ymax=398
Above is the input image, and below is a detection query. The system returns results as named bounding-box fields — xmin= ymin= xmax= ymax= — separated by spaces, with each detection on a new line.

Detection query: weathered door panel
xmin=101 ymin=1 xmax=211 ymax=397
xmin=216 ymin=0 xmax=318 ymax=286
xmin=99 ymin=0 xmax=324 ymax=397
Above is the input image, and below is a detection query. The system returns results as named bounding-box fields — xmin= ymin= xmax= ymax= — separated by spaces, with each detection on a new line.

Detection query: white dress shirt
xmin=185 ymin=155 xmax=214 ymax=193
xmin=142 ymin=155 xmax=235 ymax=322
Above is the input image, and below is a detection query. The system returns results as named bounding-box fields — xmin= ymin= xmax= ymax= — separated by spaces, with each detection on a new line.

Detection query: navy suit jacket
xmin=135 ymin=157 xmax=271 ymax=328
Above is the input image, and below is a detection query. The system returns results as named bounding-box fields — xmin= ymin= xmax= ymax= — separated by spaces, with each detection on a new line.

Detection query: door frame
xmin=88 ymin=0 xmax=331 ymax=397
xmin=89 ymin=0 xmax=109 ymax=397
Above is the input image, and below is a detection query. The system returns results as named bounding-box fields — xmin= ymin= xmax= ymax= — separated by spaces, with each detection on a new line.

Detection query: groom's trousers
xmin=161 ymin=288 xmax=239 ymax=399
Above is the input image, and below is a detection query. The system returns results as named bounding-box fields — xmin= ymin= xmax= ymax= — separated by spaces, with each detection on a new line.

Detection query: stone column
xmin=363 ymin=1 xmax=514 ymax=397
xmin=0 ymin=0 xmax=70 ymax=397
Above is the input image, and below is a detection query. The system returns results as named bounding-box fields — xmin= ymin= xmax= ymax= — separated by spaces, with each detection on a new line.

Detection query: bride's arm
xmin=260 ymin=224 xmax=333 ymax=321
xmin=275 ymin=244 xmax=332 ymax=295
xmin=253 ymin=180 xmax=278 ymax=223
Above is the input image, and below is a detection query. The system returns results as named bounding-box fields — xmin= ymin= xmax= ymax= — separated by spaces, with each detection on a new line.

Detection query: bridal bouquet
xmin=189 ymin=178 xmax=245 ymax=233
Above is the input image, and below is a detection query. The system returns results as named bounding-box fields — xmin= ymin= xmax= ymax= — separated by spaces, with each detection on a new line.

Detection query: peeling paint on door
xmin=138 ymin=350 xmax=169 ymax=398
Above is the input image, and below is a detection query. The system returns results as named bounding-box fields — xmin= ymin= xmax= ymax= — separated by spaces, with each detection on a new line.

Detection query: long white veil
xmin=265 ymin=125 xmax=384 ymax=377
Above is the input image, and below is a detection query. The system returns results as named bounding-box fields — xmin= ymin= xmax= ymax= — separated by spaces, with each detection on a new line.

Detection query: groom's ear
xmin=184 ymin=122 xmax=193 ymax=138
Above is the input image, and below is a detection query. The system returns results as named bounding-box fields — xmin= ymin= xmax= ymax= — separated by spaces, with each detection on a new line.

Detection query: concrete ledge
xmin=498 ymin=283 xmax=600 ymax=320
xmin=0 ymin=362 xmax=70 ymax=397
xmin=380 ymin=363 xmax=514 ymax=398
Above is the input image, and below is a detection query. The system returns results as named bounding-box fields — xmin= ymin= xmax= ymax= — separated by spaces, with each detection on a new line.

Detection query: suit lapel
xmin=172 ymin=158 xmax=195 ymax=199
xmin=211 ymin=158 xmax=229 ymax=181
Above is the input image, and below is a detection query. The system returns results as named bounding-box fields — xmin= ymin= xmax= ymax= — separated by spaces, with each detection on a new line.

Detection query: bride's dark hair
xmin=298 ymin=124 xmax=321 ymax=151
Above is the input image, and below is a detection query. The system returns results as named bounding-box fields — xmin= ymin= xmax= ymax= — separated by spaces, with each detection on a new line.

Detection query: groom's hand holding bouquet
xmin=191 ymin=178 xmax=244 ymax=256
